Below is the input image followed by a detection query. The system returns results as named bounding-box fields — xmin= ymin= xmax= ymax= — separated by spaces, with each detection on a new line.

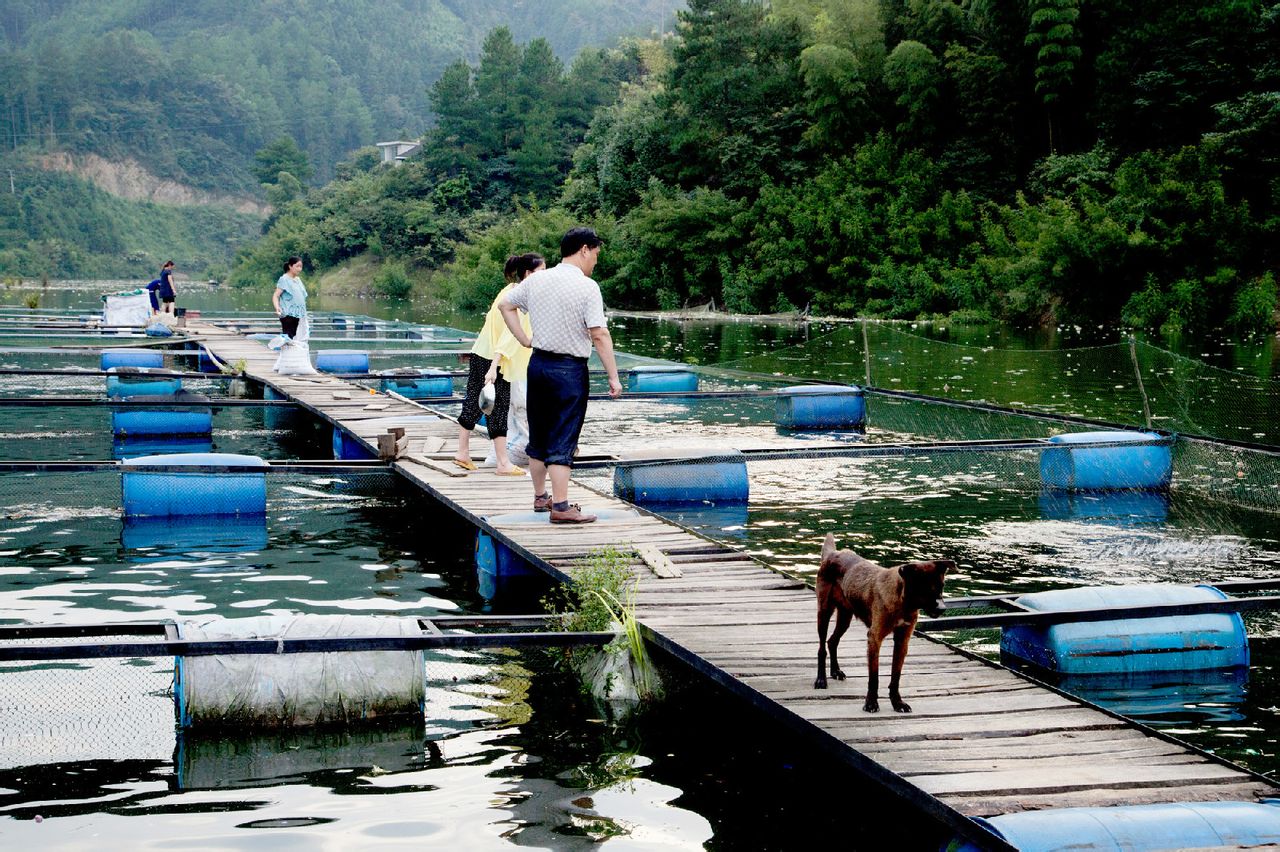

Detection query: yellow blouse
xmin=471 ymin=284 xmax=532 ymax=382
xmin=493 ymin=311 xmax=533 ymax=383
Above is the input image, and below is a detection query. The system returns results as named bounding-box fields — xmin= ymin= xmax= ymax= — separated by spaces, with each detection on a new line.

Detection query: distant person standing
xmin=158 ymin=260 xmax=177 ymax=314
xmin=145 ymin=277 xmax=162 ymax=315
xmin=273 ymin=256 xmax=308 ymax=340
xmin=498 ymin=227 xmax=622 ymax=524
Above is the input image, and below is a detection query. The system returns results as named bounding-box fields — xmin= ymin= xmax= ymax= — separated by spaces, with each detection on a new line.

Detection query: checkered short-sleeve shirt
xmin=505 ymin=262 xmax=606 ymax=359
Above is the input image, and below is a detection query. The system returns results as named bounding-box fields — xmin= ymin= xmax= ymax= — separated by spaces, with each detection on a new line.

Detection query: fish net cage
xmin=0 ymin=465 xmax=399 ymax=522
xmin=709 ymin=323 xmax=1279 ymax=446
xmin=0 ymin=632 xmax=576 ymax=777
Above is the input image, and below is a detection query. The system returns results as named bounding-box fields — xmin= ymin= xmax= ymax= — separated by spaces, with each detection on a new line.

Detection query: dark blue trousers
xmin=525 ymin=349 xmax=589 ymax=466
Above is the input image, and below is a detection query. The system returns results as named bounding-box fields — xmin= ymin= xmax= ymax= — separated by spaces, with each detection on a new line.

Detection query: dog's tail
xmin=821 ymin=533 xmax=836 ymax=563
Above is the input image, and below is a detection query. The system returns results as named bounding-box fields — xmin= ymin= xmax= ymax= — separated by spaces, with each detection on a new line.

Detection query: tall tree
xmin=663 ymin=0 xmax=809 ymax=194
xmin=1025 ymin=0 xmax=1082 ymax=152
xmin=252 ymin=136 xmax=312 ymax=186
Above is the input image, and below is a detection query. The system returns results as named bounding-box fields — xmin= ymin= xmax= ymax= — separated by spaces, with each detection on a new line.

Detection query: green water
xmin=1 ymin=283 xmax=1278 ymax=846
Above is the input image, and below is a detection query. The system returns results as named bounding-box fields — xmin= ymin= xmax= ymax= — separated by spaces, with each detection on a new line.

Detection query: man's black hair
xmin=560 ymin=227 xmax=602 ymax=259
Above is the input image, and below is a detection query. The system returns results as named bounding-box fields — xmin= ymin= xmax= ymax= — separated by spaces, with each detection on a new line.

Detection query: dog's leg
xmin=815 ymin=601 xmax=832 ymax=689
xmin=863 ymin=628 xmax=885 ymax=713
xmin=827 ymin=607 xmax=852 ymax=682
xmin=889 ymin=623 xmax=916 ymax=713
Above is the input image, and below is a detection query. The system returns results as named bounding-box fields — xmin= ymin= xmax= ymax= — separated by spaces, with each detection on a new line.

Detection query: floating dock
xmin=185 ymin=320 xmax=1279 ymax=847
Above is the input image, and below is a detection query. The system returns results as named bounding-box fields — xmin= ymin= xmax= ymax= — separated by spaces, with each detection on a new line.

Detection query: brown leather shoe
xmin=533 ymin=493 xmax=552 ymax=513
xmin=550 ymin=503 xmax=596 ymax=524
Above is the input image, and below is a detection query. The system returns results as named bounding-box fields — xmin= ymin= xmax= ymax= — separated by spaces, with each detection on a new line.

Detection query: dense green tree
xmin=660 ymin=0 xmax=809 ymax=195
xmin=883 ymin=40 xmax=941 ymax=146
xmin=1025 ymin=0 xmax=1082 ymax=152
xmin=252 ymin=137 xmax=313 ymax=186
xmin=215 ymin=1 xmax=1280 ymax=333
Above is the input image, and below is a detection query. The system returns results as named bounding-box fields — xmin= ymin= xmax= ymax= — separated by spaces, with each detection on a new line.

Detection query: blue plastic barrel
xmin=316 ymin=350 xmax=370 ymax=374
xmin=261 ymin=386 xmax=299 ymax=431
xmin=1040 ymin=431 xmax=1172 ymax=490
xmin=948 ymin=800 xmax=1280 ymax=852
xmin=122 ymin=514 xmax=269 ymax=554
xmin=640 ymin=501 xmax=749 ymax=538
xmin=113 ymin=436 xmax=213 ymax=460
xmin=106 ymin=368 xmax=182 ymax=399
xmin=475 ymin=531 xmax=540 ymax=582
xmin=627 ymin=365 xmax=699 ymax=393
xmin=101 ymin=348 xmax=163 ymax=370
xmin=332 ymin=426 xmax=376 ymax=460
xmin=1000 ymin=584 xmax=1248 ymax=675
xmin=112 ymin=407 xmax=213 ymax=437
xmin=380 ymin=370 xmax=453 ymax=398
xmin=1055 ymin=666 xmax=1247 ymax=723
xmin=1038 ymin=489 xmax=1169 ymax=524
xmin=613 ymin=449 xmax=749 ymax=505
xmin=476 ymin=509 xmax=638 ymax=600
xmin=774 ymin=385 xmax=866 ymax=430
xmin=121 ymin=452 xmax=268 ymax=517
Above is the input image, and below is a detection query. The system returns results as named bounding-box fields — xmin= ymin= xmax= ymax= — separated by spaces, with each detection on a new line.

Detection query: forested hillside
xmin=243 ymin=0 xmax=1279 ymax=333
xmin=0 ymin=0 xmax=674 ymax=278
xmin=0 ymin=0 xmax=676 ymax=189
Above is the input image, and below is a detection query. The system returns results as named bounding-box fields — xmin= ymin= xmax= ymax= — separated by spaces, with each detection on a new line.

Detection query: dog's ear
xmin=898 ymin=561 xmax=923 ymax=580
xmin=935 ymin=559 xmax=955 ymax=576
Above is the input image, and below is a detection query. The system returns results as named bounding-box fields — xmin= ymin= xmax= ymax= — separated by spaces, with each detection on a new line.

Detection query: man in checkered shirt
xmin=498 ymin=227 xmax=622 ymax=524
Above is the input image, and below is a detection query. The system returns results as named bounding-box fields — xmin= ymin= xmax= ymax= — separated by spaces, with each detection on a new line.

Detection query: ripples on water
xmin=0 ymin=470 xmax=901 ymax=848
xmin=3 ymin=292 xmax=1278 ymax=840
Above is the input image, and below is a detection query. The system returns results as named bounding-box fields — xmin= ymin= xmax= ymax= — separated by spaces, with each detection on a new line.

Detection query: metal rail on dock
xmin=0 ymin=616 xmax=613 ymax=661
xmin=0 ymin=459 xmax=388 ymax=473
xmin=0 ymin=396 xmax=294 ymax=407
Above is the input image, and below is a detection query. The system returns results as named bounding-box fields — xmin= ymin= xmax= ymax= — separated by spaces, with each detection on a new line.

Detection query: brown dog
xmin=814 ymin=533 xmax=952 ymax=712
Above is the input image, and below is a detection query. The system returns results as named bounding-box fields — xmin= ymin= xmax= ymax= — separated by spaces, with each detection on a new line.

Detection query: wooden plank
xmin=917 ymin=760 xmax=1245 ymax=797
xmin=826 ymin=708 xmax=1127 ymax=742
xmin=890 ymin=751 xmax=1206 ymax=776
xmin=635 ymin=544 xmax=682 ymax=579
xmin=946 ymin=781 xmax=1274 ymax=816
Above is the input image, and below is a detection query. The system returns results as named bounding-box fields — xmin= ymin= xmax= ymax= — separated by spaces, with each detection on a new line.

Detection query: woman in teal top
xmin=272 ymin=256 xmax=308 ymax=339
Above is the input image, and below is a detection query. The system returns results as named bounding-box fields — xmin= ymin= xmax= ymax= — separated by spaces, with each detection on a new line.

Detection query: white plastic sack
xmin=576 ymin=628 xmax=662 ymax=706
xmin=272 ymin=317 xmax=317 ymax=374
xmin=176 ymin=614 xmax=425 ymax=728
xmin=103 ymin=292 xmax=153 ymax=326
xmin=482 ymin=379 xmax=529 ymax=467
xmin=273 ymin=341 xmax=316 ymax=374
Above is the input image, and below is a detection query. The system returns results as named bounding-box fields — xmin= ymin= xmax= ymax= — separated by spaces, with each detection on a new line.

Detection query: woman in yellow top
xmin=483 ymin=253 xmax=544 ymax=467
xmin=453 ymin=253 xmax=543 ymax=475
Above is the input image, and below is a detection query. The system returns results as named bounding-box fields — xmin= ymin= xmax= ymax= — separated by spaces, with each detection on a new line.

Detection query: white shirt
xmin=505 ymin=262 xmax=607 ymax=359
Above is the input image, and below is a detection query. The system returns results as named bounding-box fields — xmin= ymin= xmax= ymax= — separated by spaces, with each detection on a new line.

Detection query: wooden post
xmin=1129 ymin=335 xmax=1153 ymax=429
xmin=861 ymin=318 xmax=872 ymax=388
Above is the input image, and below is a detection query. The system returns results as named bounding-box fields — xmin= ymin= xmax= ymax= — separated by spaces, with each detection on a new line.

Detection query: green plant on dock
xmin=542 ymin=546 xmax=632 ymax=635
xmin=592 ymin=584 xmax=662 ymax=701
xmin=541 ymin=546 xmax=662 ymax=702
xmin=23 ymin=293 xmax=39 ymax=309
xmin=220 ymin=357 xmax=247 ymax=375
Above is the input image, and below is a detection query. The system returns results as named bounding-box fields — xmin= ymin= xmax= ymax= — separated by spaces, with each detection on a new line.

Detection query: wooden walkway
xmin=190 ymin=322 xmax=1277 ymax=847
